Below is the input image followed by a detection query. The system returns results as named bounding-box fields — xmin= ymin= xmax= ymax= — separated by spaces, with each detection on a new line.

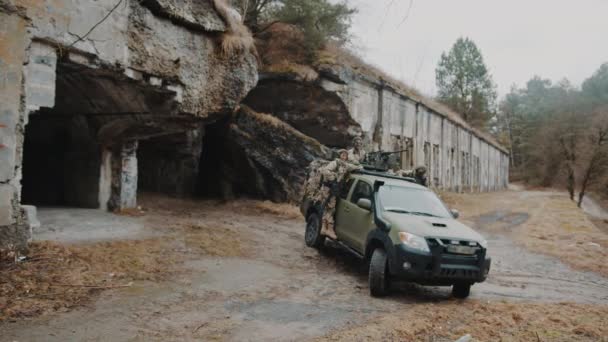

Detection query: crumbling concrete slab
xmin=34 ymin=208 xmax=150 ymax=243
xmin=24 ymin=42 xmax=57 ymax=113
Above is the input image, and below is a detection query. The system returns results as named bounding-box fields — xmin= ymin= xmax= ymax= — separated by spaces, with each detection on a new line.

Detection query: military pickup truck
xmin=300 ymin=169 xmax=491 ymax=298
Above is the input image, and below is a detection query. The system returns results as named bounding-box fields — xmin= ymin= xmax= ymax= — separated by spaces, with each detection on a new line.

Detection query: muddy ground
xmin=1 ymin=189 xmax=607 ymax=341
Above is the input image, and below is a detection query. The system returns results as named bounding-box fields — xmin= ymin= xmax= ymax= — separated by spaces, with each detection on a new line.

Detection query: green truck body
xmin=301 ymin=169 xmax=491 ymax=298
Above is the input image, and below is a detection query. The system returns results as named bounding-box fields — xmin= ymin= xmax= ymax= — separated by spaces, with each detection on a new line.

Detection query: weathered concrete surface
xmin=0 ymin=7 xmax=29 ymax=249
xmin=139 ymin=0 xmax=228 ymax=32
xmin=222 ymin=105 xmax=332 ymax=202
xmin=34 ymin=207 xmax=150 ymax=243
xmin=0 ymin=0 xmax=258 ymax=250
xmin=128 ymin=0 xmax=258 ymax=118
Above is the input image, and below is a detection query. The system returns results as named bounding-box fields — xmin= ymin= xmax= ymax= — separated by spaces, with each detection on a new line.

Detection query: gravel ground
xmin=1 ymin=190 xmax=607 ymax=341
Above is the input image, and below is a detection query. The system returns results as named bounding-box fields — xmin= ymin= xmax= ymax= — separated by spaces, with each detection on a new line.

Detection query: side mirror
xmin=450 ymin=209 xmax=460 ymax=219
xmin=357 ymin=198 xmax=372 ymax=211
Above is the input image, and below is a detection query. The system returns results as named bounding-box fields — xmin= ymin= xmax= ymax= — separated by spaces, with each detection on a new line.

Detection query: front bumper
xmin=388 ymin=244 xmax=491 ymax=285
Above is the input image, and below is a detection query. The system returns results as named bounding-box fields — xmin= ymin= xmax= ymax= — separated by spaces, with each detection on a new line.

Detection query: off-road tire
xmin=369 ymin=248 xmax=390 ymax=297
xmin=452 ymin=283 xmax=471 ymax=299
xmin=305 ymin=212 xmax=325 ymax=249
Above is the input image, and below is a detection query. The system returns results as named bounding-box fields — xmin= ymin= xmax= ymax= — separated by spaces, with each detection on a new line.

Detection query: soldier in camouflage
xmin=347 ymin=136 xmax=366 ymax=164
xmin=414 ymin=166 xmax=428 ymax=186
xmin=390 ymin=165 xmax=428 ymax=187
xmin=319 ymin=150 xmax=362 ymax=238
xmin=304 ymin=150 xmax=361 ymax=240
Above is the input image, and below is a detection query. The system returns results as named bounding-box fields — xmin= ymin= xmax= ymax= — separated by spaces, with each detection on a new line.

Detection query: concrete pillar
xmin=99 ymin=149 xmax=112 ymax=211
xmin=1 ymin=18 xmax=57 ymax=250
xmin=108 ymin=141 xmax=138 ymax=211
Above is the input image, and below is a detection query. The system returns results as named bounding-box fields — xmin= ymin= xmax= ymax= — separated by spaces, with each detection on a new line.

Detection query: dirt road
xmin=1 ymin=190 xmax=607 ymax=341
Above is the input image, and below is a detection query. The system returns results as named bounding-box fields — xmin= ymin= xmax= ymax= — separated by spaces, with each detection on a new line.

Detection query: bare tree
xmin=559 ymin=133 xmax=577 ymax=201
xmin=577 ymin=110 xmax=608 ymax=207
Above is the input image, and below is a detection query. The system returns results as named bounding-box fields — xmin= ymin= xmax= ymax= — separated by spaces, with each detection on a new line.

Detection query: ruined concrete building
xmin=239 ymin=25 xmax=509 ymax=202
xmin=0 ymin=1 xmax=508 ymax=252
xmin=0 ymin=0 xmax=257 ymax=250
xmin=245 ymin=65 xmax=510 ymax=195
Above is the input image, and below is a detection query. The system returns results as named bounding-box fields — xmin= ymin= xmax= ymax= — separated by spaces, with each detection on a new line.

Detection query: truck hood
xmin=383 ymin=211 xmax=485 ymax=242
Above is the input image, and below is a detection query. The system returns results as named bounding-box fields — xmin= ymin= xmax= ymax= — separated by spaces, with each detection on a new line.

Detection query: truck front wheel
xmin=369 ymin=248 xmax=390 ymax=297
xmin=305 ymin=212 xmax=325 ymax=249
xmin=452 ymin=283 xmax=471 ymax=299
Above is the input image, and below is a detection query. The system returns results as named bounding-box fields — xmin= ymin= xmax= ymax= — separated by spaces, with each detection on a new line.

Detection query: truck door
xmin=338 ymin=180 xmax=374 ymax=253
xmin=335 ymin=178 xmax=355 ymax=243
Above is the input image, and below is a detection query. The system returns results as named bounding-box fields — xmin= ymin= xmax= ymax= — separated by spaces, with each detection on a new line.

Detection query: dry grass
xmin=255 ymin=22 xmax=308 ymax=66
xmin=0 ymin=206 xmax=253 ymax=321
xmin=220 ymin=29 xmax=255 ymax=56
xmin=251 ymin=201 xmax=302 ymax=220
xmin=212 ymin=0 xmax=255 ymax=56
xmin=177 ymin=222 xmax=249 ymax=258
xmin=264 ymin=61 xmax=319 ymax=81
xmin=442 ymin=189 xmax=608 ymax=277
xmin=318 ymin=300 xmax=608 ymax=342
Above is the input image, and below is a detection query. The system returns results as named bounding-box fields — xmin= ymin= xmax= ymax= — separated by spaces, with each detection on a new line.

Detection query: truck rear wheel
xmin=452 ymin=283 xmax=471 ymax=299
xmin=369 ymin=248 xmax=390 ymax=297
xmin=305 ymin=212 xmax=325 ymax=249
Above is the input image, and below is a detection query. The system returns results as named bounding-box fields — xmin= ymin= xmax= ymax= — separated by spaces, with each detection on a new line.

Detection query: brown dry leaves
xmin=0 ymin=203 xmax=252 ymax=321
xmin=179 ymin=222 xmax=248 ymax=258
xmin=250 ymin=200 xmax=302 ymax=220
xmin=442 ymin=189 xmax=608 ymax=277
xmin=318 ymin=300 xmax=608 ymax=342
xmin=0 ymin=239 xmax=173 ymax=321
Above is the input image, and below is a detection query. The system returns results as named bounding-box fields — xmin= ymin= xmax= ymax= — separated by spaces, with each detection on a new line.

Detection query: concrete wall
xmin=325 ymin=74 xmax=509 ymax=192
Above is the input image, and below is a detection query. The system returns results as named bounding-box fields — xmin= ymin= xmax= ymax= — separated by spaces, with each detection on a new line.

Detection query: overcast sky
xmin=346 ymin=0 xmax=608 ymax=98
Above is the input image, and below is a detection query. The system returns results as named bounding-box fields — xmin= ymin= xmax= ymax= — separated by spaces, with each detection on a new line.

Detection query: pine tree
xmin=436 ymin=37 xmax=497 ymax=128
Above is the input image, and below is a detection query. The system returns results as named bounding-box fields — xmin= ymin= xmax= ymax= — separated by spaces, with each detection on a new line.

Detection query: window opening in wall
xmin=401 ymin=138 xmax=414 ymax=169
xmin=474 ymin=156 xmax=480 ymax=192
xmin=424 ymin=142 xmax=431 ymax=169
xmin=450 ymin=148 xmax=455 ymax=189
xmin=432 ymin=144 xmax=440 ymax=186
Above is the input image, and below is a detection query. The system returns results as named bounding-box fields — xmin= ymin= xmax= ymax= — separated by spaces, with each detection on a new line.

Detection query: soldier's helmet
xmin=415 ymin=165 xmax=427 ymax=174
xmin=353 ymin=136 xmax=363 ymax=149
xmin=338 ymin=149 xmax=348 ymax=159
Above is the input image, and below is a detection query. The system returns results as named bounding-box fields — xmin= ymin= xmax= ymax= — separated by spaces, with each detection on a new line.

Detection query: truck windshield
xmin=378 ymin=185 xmax=452 ymax=218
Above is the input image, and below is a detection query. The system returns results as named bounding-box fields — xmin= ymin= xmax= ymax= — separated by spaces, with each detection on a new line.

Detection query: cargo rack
xmin=353 ymin=167 xmax=420 ymax=185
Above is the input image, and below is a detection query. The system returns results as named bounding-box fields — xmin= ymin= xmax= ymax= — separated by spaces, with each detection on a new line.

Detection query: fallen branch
xmin=193 ymin=322 xmax=208 ymax=333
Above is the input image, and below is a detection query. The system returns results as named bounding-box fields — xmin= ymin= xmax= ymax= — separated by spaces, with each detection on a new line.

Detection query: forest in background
xmin=496 ymin=65 xmax=608 ymax=205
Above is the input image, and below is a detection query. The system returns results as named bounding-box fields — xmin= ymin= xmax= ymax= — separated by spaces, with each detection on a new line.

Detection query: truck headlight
xmin=398 ymin=232 xmax=430 ymax=253
xmin=479 ymin=239 xmax=488 ymax=248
